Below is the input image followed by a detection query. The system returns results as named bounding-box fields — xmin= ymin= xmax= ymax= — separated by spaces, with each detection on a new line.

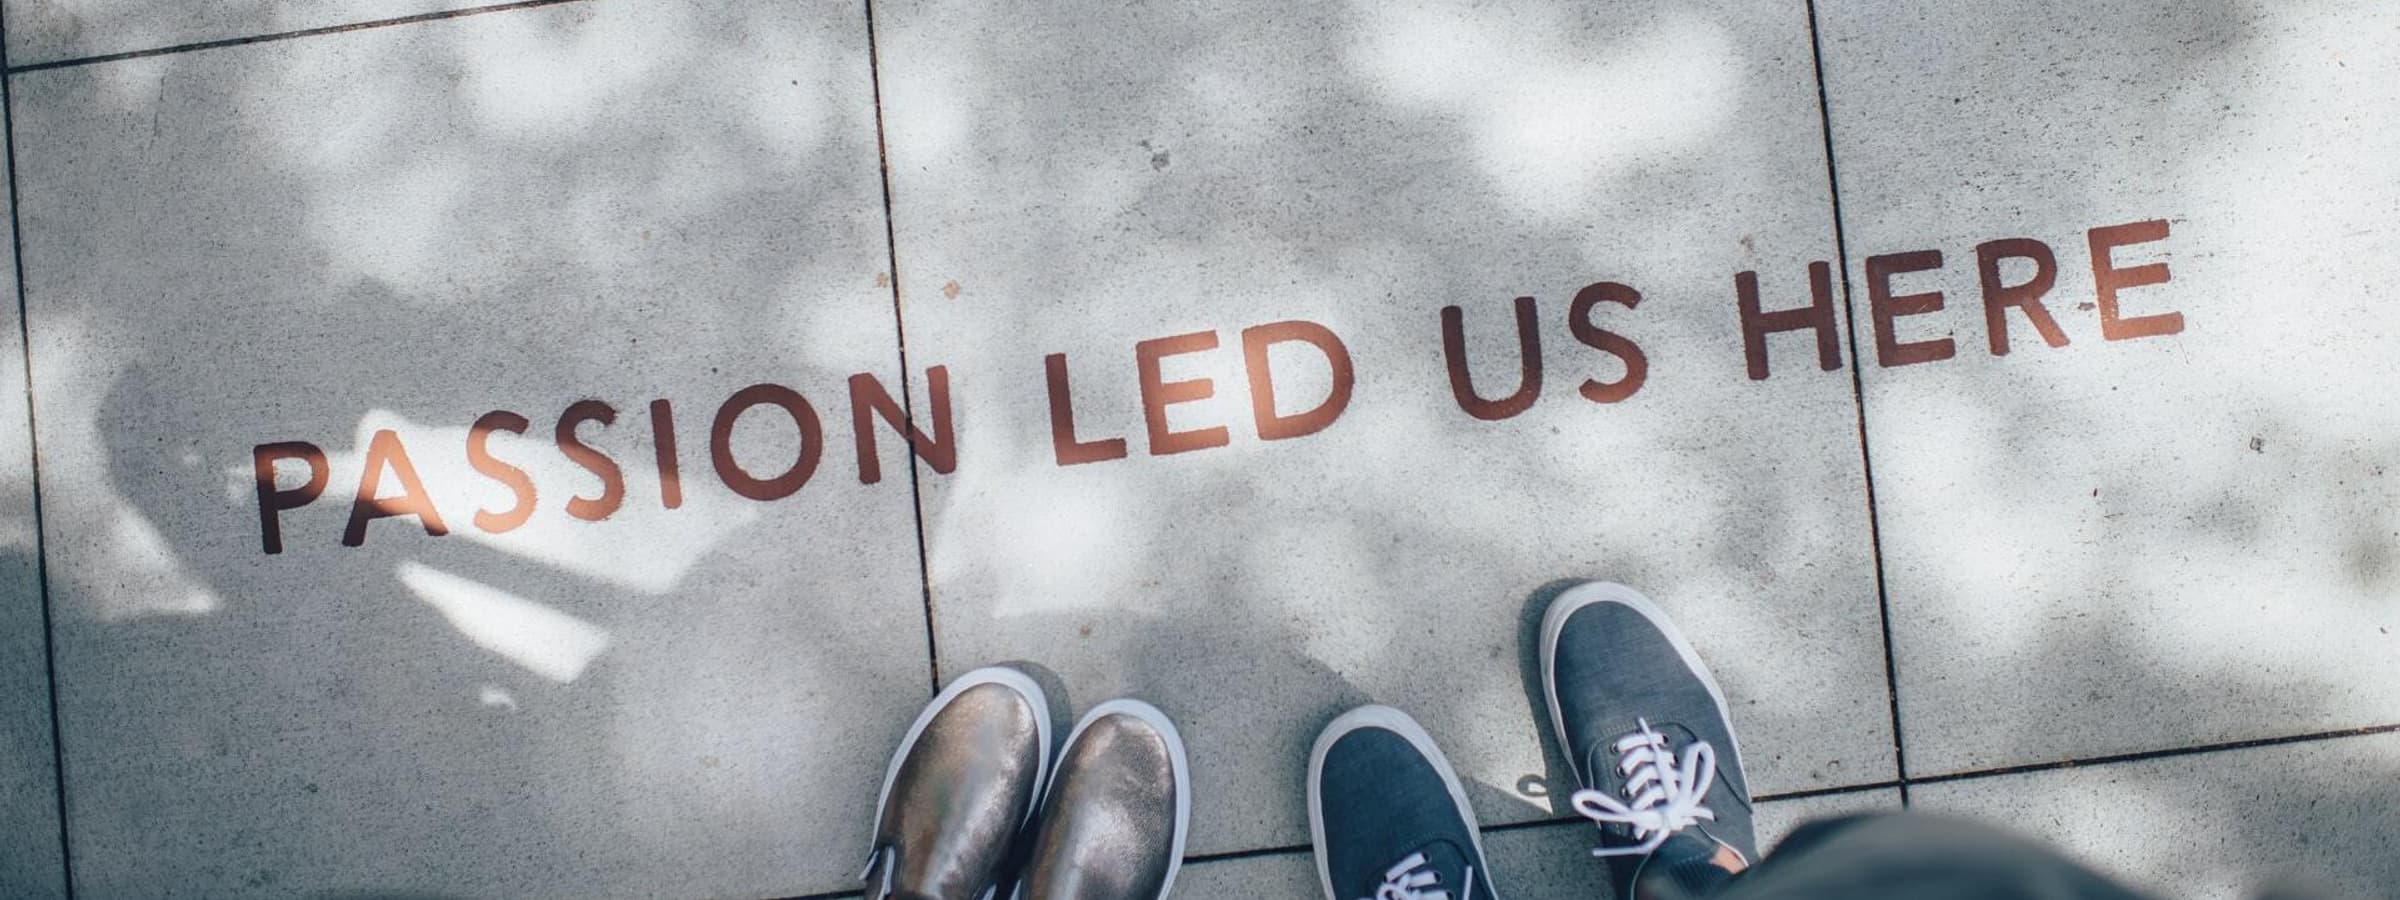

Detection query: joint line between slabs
xmin=858 ymin=0 xmax=942 ymax=697
xmin=1182 ymin=722 xmax=2400 ymax=866
xmin=1182 ymin=780 xmax=1912 ymax=867
xmin=0 ymin=11 xmax=78 ymax=896
xmin=8 ymin=0 xmax=594 ymax=74
xmin=1800 ymin=0 xmax=1912 ymax=806
xmin=1910 ymin=722 xmax=2400 ymax=786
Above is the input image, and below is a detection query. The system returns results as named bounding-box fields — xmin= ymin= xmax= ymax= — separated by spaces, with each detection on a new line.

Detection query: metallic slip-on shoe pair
xmin=863 ymin=667 xmax=1191 ymax=900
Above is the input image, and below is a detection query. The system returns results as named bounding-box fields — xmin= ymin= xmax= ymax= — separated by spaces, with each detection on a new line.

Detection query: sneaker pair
xmin=1310 ymin=582 xmax=1754 ymax=900
xmin=863 ymin=667 xmax=1191 ymax=900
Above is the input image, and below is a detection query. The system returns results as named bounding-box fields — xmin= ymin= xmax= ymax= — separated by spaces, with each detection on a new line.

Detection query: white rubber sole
xmin=1538 ymin=581 xmax=1744 ymax=787
xmin=868 ymin=666 xmax=1055 ymax=846
xmin=1015 ymin=699 xmax=1191 ymax=900
xmin=1307 ymin=704 xmax=1494 ymax=900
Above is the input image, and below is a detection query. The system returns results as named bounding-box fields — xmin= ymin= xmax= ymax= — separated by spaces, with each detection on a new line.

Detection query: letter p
xmin=254 ymin=441 xmax=329 ymax=554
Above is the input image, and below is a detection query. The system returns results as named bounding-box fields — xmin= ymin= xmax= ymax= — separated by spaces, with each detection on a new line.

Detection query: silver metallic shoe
xmin=864 ymin=667 xmax=1054 ymax=900
xmin=1011 ymin=699 xmax=1190 ymax=900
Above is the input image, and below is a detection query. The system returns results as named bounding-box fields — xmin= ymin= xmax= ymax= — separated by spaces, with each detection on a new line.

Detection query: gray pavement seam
xmin=7 ymin=0 xmax=592 ymax=74
xmin=1802 ymin=0 xmax=1913 ymax=807
xmin=0 ymin=7 xmax=76 ymax=896
xmin=859 ymin=0 xmax=944 ymax=697
xmin=1180 ymin=721 xmax=2400 ymax=867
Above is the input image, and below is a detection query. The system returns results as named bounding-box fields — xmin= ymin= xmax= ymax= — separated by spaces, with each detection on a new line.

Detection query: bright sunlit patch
xmin=456 ymin=3 xmax=674 ymax=140
xmin=307 ymin=151 xmax=471 ymax=293
xmin=99 ymin=507 xmax=222 ymax=618
xmin=876 ymin=20 xmax=978 ymax=180
xmin=738 ymin=28 xmax=834 ymax=162
xmin=943 ymin=469 xmax=1138 ymax=618
xmin=1346 ymin=4 xmax=1738 ymax=219
xmin=34 ymin=314 xmax=224 ymax=622
xmin=251 ymin=409 xmax=757 ymax=595
xmin=397 ymin=561 xmax=610 ymax=684
xmin=479 ymin=684 xmax=520 ymax=711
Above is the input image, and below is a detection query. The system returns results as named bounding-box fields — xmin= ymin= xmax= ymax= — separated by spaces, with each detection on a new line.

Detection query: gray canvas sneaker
xmin=1541 ymin=582 xmax=1755 ymax=899
xmin=865 ymin=667 xmax=1054 ymax=900
xmin=1309 ymin=705 xmax=1502 ymax=900
xmin=1011 ymin=699 xmax=1190 ymax=900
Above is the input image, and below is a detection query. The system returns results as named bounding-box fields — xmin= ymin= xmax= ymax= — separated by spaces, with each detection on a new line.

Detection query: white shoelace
xmin=1361 ymin=851 xmax=1475 ymax=900
xmin=1568 ymin=719 xmax=1719 ymax=858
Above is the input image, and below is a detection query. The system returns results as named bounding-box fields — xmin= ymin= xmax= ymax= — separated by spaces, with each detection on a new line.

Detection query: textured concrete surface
xmin=1818 ymin=0 xmax=2400 ymax=775
xmin=11 ymin=3 xmax=931 ymax=897
xmin=1173 ymin=788 xmax=1902 ymax=898
xmin=0 ymin=0 xmax=2393 ymax=898
xmin=1917 ymin=733 xmax=2400 ymax=900
xmin=0 ymin=169 xmax=67 ymax=900
xmin=874 ymin=0 xmax=1894 ymax=857
xmin=3 ymin=0 xmax=495 ymax=67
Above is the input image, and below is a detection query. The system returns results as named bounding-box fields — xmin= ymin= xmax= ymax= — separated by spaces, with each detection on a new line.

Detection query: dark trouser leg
xmin=1690 ymin=812 xmax=2157 ymax=900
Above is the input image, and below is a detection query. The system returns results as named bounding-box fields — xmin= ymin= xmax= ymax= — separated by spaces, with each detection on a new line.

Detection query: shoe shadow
xmin=989 ymin=658 xmax=1078 ymax=756
xmin=1465 ymin=579 xmax=1630 ymax=899
xmin=1511 ymin=578 xmax=1586 ymax=815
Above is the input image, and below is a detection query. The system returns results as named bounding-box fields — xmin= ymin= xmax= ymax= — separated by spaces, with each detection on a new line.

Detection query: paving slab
xmin=1916 ymin=733 xmax=2400 ymax=900
xmin=12 ymin=3 xmax=927 ymax=897
xmin=1745 ymin=787 xmax=1907 ymax=855
xmin=875 ymin=0 xmax=1896 ymax=857
xmin=1816 ymin=0 xmax=2400 ymax=774
xmin=0 ymin=166 xmax=69 ymax=899
xmin=1173 ymin=788 xmax=1901 ymax=898
xmin=3 ymin=0 xmax=500 ymax=69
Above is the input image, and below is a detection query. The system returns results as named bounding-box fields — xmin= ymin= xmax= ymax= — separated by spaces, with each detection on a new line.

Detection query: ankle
xmin=1634 ymin=845 xmax=1747 ymax=900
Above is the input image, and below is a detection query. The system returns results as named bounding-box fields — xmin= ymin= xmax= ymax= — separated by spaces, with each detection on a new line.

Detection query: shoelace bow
xmin=1568 ymin=718 xmax=1719 ymax=858
xmin=1361 ymin=851 xmax=1475 ymax=900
